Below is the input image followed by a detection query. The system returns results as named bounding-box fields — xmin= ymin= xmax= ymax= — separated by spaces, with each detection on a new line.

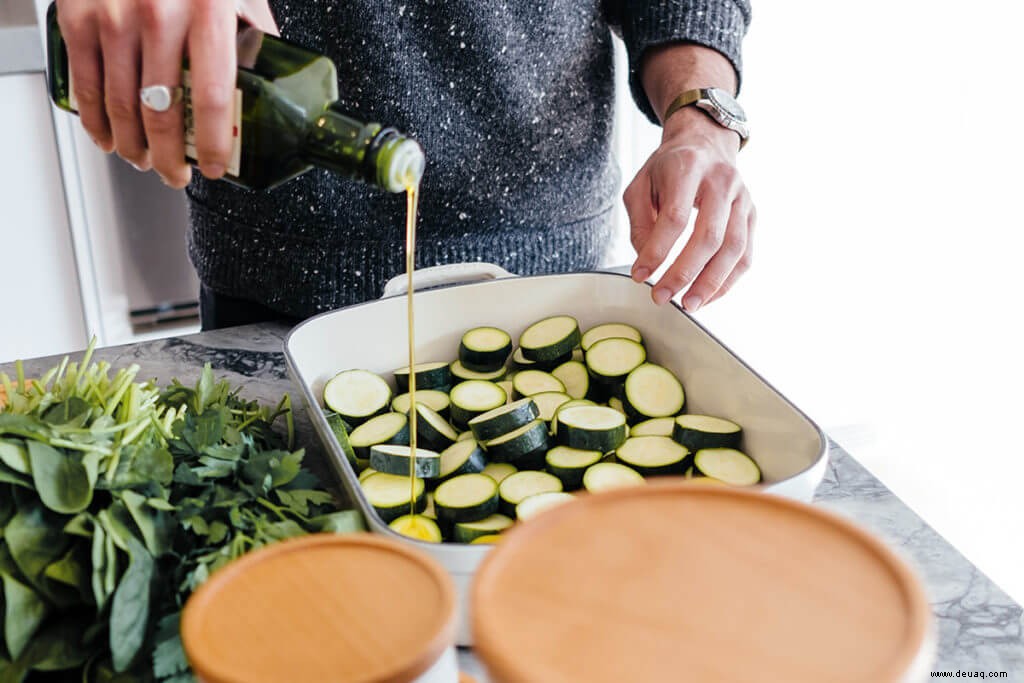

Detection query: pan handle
xmin=381 ymin=262 xmax=515 ymax=298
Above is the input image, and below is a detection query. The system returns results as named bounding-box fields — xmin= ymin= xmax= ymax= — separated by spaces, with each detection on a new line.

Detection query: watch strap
xmin=662 ymin=88 xmax=709 ymax=124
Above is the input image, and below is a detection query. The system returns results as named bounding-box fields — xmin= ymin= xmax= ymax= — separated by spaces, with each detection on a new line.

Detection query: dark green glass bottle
xmin=44 ymin=3 xmax=424 ymax=192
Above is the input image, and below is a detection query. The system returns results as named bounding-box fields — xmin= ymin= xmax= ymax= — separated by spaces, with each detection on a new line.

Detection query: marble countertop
xmin=3 ymin=322 xmax=1022 ymax=679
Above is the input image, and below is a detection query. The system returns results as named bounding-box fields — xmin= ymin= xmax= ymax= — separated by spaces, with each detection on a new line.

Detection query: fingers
xmin=187 ymin=0 xmax=239 ymax=179
xmin=632 ymin=154 xmax=701 ymax=292
xmin=57 ymin=3 xmax=112 ymax=151
xmin=674 ymin=191 xmax=752 ymax=311
xmin=622 ymin=166 xmax=656 ymax=281
xmin=98 ymin=2 xmax=150 ymax=170
xmin=706 ymin=205 xmax=755 ymax=306
xmin=140 ymin=0 xmax=191 ymax=187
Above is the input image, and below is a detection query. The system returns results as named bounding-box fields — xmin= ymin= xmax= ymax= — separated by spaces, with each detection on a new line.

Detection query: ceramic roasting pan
xmin=284 ymin=263 xmax=828 ymax=645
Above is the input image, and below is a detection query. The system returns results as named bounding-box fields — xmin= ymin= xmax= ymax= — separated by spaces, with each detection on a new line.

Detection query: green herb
xmin=0 ymin=344 xmax=363 ymax=682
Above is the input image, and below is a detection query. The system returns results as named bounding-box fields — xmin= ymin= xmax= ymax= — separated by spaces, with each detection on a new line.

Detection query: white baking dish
xmin=284 ymin=263 xmax=828 ymax=646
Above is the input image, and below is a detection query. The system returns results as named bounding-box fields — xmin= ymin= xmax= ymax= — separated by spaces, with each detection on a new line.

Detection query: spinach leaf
xmin=43 ymin=544 xmax=92 ymax=605
xmin=0 ymin=466 xmax=29 ymax=491
xmin=1 ymin=573 xmax=48 ymax=660
xmin=121 ymin=491 xmax=174 ymax=557
xmin=0 ymin=415 xmax=48 ymax=441
xmin=110 ymin=537 xmax=153 ymax=673
xmin=26 ymin=441 xmax=93 ymax=514
xmin=41 ymin=396 xmax=91 ymax=426
xmin=4 ymin=502 xmax=70 ymax=594
xmin=0 ymin=442 xmax=28 ymax=476
xmin=308 ymin=510 xmax=366 ymax=534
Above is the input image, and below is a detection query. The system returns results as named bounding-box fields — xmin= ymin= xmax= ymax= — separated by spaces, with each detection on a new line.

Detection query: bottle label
xmin=183 ymin=70 xmax=243 ymax=177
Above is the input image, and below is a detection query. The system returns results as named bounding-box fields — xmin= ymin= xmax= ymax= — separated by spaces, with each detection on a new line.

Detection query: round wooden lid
xmin=182 ymin=533 xmax=456 ymax=683
xmin=471 ymin=481 xmax=933 ymax=683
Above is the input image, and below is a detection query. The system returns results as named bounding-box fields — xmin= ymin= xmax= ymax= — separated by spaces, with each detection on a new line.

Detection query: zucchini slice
xmin=516 ymin=492 xmax=576 ymax=521
xmin=369 ymin=444 xmax=442 ymax=478
xmin=550 ymin=398 xmax=596 ymax=435
xmin=325 ymin=412 xmax=365 ymax=472
xmin=457 ymin=430 xmax=476 ymax=442
xmin=580 ymin=322 xmax=643 ymax=351
xmin=518 ymin=315 xmax=581 ymax=362
xmin=530 ymin=391 xmax=572 ymax=422
xmin=585 ymin=338 xmax=647 ymax=384
xmin=450 ymin=360 xmax=507 ymax=384
xmin=470 ymin=534 xmax=503 ymax=545
xmin=423 ymin=493 xmax=437 ymax=519
xmin=496 ymin=380 xmax=515 ymax=402
xmin=449 ymin=380 xmax=508 ymax=428
xmin=459 ymin=326 xmax=513 ymax=372
xmin=323 ymin=369 xmax=392 ymax=426
xmin=615 ymin=436 xmax=691 ymax=476
xmin=484 ymin=419 xmax=549 ymax=469
xmin=434 ymin=473 xmax=500 ymax=524
xmin=512 ymin=370 xmax=566 ymax=398
xmin=453 ymin=513 xmax=515 ymax=543
xmin=630 ymin=417 xmax=677 ymax=438
xmin=393 ymin=361 xmax=452 ymax=393
xmin=498 ymin=470 xmax=564 ymax=517
xmin=388 ymin=514 xmax=443 ymax=543
xmin=555 ymin=405 xmax=628 ymax=453
xmin=582 ymin=462 xmax=645 ymax=493
xmin=438 ymin=439 xmax=488 ymax=480
xmin=391 ymin=390 xmax=451 ymax=420
xmin=348 ymin=412 xmax=410 ymax=459
xmin=358 ymin=467 xmax=378 ymax=483
xmin=692 ymin=448 xmax=762 ymax=486
xmin=468 ymin=397 xmax=540 ymax=442
xmin=545 ymin=445 xmax=603 ymax=490
xmin=481 ymin=462 xmax=518 ymax=484
xmin=414 ymin=403 xmax=460 ymax=451
xmin=673 ymin=414 xmax=743 ymax=451
xmin=511 ymin=347 xmax=536 ymax=368
xmin=361 ymin=472 xmax=427 ymax=523
xmin=607 ymin=397 xmax=627 ymax=415
xmin=551 ymin=360 xmax=590 ymax=400
xmin=622 ymin=363 xmax=685 ymax=420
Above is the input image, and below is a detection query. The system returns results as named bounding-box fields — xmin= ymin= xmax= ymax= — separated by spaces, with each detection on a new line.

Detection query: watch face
xmin=706 ymin=88 xmax=746 ymax=122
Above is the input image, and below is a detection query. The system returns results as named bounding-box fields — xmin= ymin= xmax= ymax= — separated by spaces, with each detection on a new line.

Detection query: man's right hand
xmin=56 ymin=0 xmax=277 ymax=188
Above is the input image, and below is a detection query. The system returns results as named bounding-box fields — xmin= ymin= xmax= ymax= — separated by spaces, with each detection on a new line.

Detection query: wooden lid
xmin=471 ymin=481 xmax=933 ymax=683
xmin=182 ymin=533 xmax=456 ymax=683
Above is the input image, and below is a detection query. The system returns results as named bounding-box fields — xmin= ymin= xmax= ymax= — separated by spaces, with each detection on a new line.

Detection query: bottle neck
xmin=301 ymin=107 xmax=425 ymax=192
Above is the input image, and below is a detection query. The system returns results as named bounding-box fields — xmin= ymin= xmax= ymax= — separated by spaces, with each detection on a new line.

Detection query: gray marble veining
xmin=3 ymin=323 xmax=1022 ymax=679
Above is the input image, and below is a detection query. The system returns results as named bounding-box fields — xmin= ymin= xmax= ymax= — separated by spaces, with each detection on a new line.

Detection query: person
xmin=55 ymin=0 xmax=755 ymax=330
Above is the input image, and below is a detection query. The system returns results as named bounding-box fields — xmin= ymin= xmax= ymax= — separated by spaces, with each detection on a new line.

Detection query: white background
xmin=611 ymin=1 xmax=1024 ymax=604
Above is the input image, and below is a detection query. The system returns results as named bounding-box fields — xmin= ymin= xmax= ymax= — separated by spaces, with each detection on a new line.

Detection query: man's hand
xmin=625 ymin=44 xmax=755 ymax=312
xmin=55 ymin=0 xmax=277 ymax=188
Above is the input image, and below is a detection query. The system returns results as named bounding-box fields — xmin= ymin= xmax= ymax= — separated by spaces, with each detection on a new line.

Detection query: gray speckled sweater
xmin=186 ymin=0 xmax=751 ymax=317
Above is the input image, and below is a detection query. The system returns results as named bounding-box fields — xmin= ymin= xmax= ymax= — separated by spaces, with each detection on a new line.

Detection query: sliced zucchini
xmin=615 ymin=436 xmax=690 ymax=476
xmin=361 ymin=472 xmax=426 ymax=523
xmin=391 ymin=390 xmax=451 ymax=420
xmin=470 ymin=534 xmax=503 ymax=545
xmin=348 ymin=412 xmax=410 ymax=459
xmin=692 ymin=448 xmax=762 ymax=486
xmin=389 ymin=514 xmax=443 ymax=543
xmin=457 ymin=430 xmax=476 ymax=442
xmin=438 ymin=439 xmax=488 ymax=480
xmin=496 ymin=380 xmax=515 ymax=402
xmin=512 ymin=370 xmax=566 ymax=398
xmin=434 ymin=473 xmax=500 ymax=524
xmin=325 ymin=412 xmax=365 ymax=472
xmin=498 ymin=470 xmax=563 ymax=517
xmin=545 ymin=445 xmax=602 ymax=490
xmin=622 ymin=363 xmax=685 ymax=420
xmin=555 ymin=405 xmax=628 ymax=452
xmin=580 ymin=322 xmax=643 ymax=351
xmin=530 ymin=392 xmax=572 ymax=422
xmin=572 ymin=348 xmax=585 ymax=362
xmin=551 ymin=360 xmax=590 ymax=400
xmin=518 ymin=315 xmax=581 ymax=362
xmin=453 ymin=513 xmax=515 ymax=543
xmin=582 ymin=462 xmax=645 ymax=493
xmin=323 ymin=369 xmax=392 ymax=426
xmin=511 ymin=347 xmax=536 ymax=368
xmin=550 ymin=398 xmax=596 ymax=435
xmin=459 ymin=326 xmax=513 ymax=372
xmin=484 ymin=419 xmax=549 ymax=469
xmin=449 ymin=380 xmax=508 ymax=428
xmin=585 ymin=338 xmax=647 ymax=385
xmin=607 ymin=397 xmax=627 ymax=415
xmin=468 ymin=397 xmax=540 ymax=442
xmin=630 ymin=417 xmax=677 ymax=438
xmin=450 ymin=360 xmax=507 ymax=384
xmin=393 ymin=361 xmax=452 ymax=393
xmin=481 ymin=462 xmax=518 ymax=484
xmin=423 ymin=492 xmax=437 ymax=518
xmin=516 ymin=492 xmax=576 ymax=521
xmin=358 ymin=467 xmax=378 ymax=483
xmin=369 ymin=444 xmax=441 ymax=478
xmin=673 ymin=415 xmax=743 ymax=451
xmin=414 ymin=403 xmax=460 ymax=451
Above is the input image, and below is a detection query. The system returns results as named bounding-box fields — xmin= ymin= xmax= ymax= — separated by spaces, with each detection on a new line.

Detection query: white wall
xmin=612 ymin=2 xmax=1024 ymax=604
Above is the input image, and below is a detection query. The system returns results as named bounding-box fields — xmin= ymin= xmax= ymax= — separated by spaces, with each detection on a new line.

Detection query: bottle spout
xmin=379 ymin=136 xmax=426 ymax=192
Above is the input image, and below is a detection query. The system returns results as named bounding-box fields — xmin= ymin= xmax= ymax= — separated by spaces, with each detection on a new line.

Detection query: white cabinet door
xmin=0 ymin=73 xmax=87 ymax=363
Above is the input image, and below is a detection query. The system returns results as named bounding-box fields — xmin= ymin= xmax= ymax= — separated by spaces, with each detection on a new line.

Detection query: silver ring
xmin=139 ymin=85 xmax=183 ymax=113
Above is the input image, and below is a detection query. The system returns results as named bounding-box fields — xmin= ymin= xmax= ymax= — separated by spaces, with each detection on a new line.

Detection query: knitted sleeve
xmin=606 ymin=0 xmax=752 ymax=124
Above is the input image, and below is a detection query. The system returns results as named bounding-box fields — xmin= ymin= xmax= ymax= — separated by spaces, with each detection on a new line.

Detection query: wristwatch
xmin=663 ymin=87 xmax=750 ymax=149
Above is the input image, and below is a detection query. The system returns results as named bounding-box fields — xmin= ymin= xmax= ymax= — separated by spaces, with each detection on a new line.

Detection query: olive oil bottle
xmin=44 ymin=3 xmax=424 ymax=192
